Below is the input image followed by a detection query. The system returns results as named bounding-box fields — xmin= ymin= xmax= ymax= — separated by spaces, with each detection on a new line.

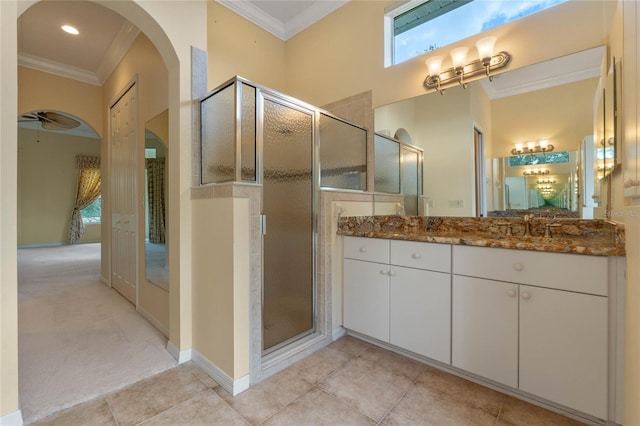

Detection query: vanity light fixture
xmin=523 ymin=168 xmax=550 ymax=176
xmin=511 ymin=139 xmax=554 ymax=155
xmin=424 ymin=36 xmax=510 ymax=93
xmin=61 ymin=25 xmax=79 ymax=35
xmin=537 ymin=178 xmax=556 ymax=184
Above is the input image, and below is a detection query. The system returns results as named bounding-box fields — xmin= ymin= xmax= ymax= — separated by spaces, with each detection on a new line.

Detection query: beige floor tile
xmin=359 ymin=346 xmax=427 ymax=381
xmin=29 ymin=398 xmax=116 ymax=426
xmin=319 ymin=356 xmax=414 ymax=421
xmin=286 ymin=346 xmax=352 ymax=385
xmin=416 ymin=367 xmax=505 ymax=415
xmin=106 ymin=367 xmax=208 ymax=426
xmin=179 ymin=361 xmax=220 ymax=389
xmin=380 ymin=383 xmax=498 ymax=426
xmin=261 ymin=388 xmax=376 ymax=426
xmin=214 ymin=366 xmax=313 ymax=425
xmin=497 ymin=396 xmax=586 ymax=426
xmin=140 ymin=390 xmax=248 ymax=426
xmin=328 ymin=335 xmax=373 ymax=357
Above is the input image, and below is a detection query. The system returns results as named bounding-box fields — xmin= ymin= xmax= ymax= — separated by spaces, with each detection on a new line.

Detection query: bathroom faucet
xmin=523 ymin=214 xmax=533 ymax=237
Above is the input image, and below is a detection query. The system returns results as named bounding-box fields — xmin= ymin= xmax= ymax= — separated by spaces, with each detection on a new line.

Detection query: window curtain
xmin=146 ymin=157 xmax=165 ymax=243
xmin=68 ymin=155 xmax=101 ymax=244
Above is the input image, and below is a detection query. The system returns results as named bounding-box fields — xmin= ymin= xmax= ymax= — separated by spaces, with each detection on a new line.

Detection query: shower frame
xmin=199 ymin=76 xmax=368 ymax=381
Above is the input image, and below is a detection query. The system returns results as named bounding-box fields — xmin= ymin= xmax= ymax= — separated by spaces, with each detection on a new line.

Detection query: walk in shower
xmin=200 ymin=77 xmax=367 ymax=357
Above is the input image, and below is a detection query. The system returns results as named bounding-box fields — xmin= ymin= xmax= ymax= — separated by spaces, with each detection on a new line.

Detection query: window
xmin=509 ymin=152 xmax=570 ymax=167
xmin=386 ymin=0 xmax=567 ymax=66
xmin=81 ymin=195 xmax=101 ymax=224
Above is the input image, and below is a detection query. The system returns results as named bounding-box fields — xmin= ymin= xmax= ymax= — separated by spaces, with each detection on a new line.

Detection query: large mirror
xmin=374 ymin=46 xmax=605 ymax=218
xmin=144 ymin=110 xmax=168 ymax=290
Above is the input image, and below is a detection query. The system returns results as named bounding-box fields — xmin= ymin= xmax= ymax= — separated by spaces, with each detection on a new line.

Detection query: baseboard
xmin=166 ymin=341 xmax=192 ymax=364
xmin=137 ymin=306 xmax=169 ymax=338
xmin=17 ymin=242 xmax=63 ymax=249
xmin=191 ymin=350 xmax=250 ymax=396
xmin=99 ymin=275 xmax=110 ymax=286
xmin=332 ymin=326 xmax=346 ymax=341
xmin=0 ymin=409 xmax=24 ymax=426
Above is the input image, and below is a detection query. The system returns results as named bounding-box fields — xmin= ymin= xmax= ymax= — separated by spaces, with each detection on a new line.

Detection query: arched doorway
xmin=1 ymin=1 xmax=205 ymax=424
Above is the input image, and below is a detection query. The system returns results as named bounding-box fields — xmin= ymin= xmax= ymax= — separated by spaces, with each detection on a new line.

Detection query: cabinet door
xmin=343 ymin=259 xmax=389 ymax=342
xmin=390 ymin=266 xmax=450 ymax=364
xmin=452 ymin=275 xmax=518 ymax=387
xmin=519 ymin=285 xmax=608 ymax=419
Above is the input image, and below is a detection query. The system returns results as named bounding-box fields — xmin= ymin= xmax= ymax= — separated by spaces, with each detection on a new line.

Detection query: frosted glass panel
xmin=402 ymin=147 xmax=419 ymax=215
xmin=319 ymin=114 xmax=367 ymax=190
xmin=262 ymin=98 xmax=314 ymax=352
xmin=375 ymin=134 xmax=401 ymax=193
xmin=201 ymin=84 xmax=235 ymax=183
xmin=241 ymin=83 xmax=256 ymax=181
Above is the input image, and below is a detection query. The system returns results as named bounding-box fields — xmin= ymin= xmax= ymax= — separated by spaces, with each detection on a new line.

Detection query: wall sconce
xmin=511 ymin=140 xmax=554 ymax=155
xmin=523 ymin=168 xmax=549 ymax=176
xmin=424 ymin=36 xmax=510 ymax=93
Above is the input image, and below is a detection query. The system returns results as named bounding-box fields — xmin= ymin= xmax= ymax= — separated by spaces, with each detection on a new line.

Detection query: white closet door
xmin=110 ymin=83 xmax=137 ymax=304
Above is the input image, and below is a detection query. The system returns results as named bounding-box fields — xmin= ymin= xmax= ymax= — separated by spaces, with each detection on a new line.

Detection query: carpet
xmin=18 ymin=243 xmax=177 ymax=424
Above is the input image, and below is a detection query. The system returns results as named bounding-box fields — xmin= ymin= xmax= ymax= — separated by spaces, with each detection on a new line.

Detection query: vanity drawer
xmin=390 ymin=240 xmax=451 ymax=273
xmin=453 ymin=246 xmax=608 ymax=296
xmin=344 ymin=236 xmax=389 ymax=263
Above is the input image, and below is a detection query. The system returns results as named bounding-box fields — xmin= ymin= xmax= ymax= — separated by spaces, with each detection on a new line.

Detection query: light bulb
xmin=426 ymin=56 xmax=443 ymax=76
xmin=539 ymin=140 xmax=549 ymax=150
xmin=527 ymin=141 xmax=536 ymax=151
xmin=61 ymin=25 xmax=79 ymax=35
xmin=450 ymin=46 xmax=469 ymax=69
xmin=515 ymin=143 xmax=523 ymax=152
xmin=476 ymin=36 xmax=496 ymax=59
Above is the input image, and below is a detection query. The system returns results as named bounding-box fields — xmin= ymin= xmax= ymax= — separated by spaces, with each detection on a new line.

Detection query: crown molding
xmin=217 ymin=0 xmax=286 ymax=40
xmin=18 ymin=53 xmax=101 ymax=86
xmin=216 ymin=0 xmax=347 ymax=41
xmin=95 ymin=22 xmax=140 ymax=84
xmin=284 ymin=1 xmax=348 ymax=40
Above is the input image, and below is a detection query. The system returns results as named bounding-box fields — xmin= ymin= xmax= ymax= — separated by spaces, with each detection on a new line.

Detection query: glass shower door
xmin=262 ymin=96 xmax=315 ymax=353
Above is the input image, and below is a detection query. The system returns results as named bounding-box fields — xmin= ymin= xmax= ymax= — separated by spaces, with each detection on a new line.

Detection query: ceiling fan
xmin=18 ymin=111 xmax=81 ymax=130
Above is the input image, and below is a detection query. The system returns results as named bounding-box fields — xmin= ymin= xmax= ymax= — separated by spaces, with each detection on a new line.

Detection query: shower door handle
xmin=260 ymin=214 xmax=267 ymax=235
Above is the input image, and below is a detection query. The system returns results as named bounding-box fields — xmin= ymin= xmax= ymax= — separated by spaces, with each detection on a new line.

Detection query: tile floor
xmin=31 ymin=336 xmax=585 ymax=426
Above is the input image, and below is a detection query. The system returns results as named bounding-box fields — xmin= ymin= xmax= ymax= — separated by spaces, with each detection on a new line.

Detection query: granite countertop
xmin=337 ymin=215 xmax=625 ymax=256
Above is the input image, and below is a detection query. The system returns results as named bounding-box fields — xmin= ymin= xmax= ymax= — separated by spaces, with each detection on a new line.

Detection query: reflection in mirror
xmin=598 ymin=59 xmax=617 ymax=179
xmin=490 ymin=151 xmax=579 ymax=217
xmin=374 ymin=47 xmax=604 ymax=217
xmin=145 ymin=110 xmax=168 ymax=290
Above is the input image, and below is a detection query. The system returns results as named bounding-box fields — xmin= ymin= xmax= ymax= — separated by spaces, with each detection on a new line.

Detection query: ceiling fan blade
xmin=41 ymin=112 xmax=81 ymax=129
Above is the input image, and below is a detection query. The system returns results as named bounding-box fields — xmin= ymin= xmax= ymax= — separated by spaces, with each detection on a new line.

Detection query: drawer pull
xmin=380 ymin=269 xmax=388 ymax=275
xmin=513 ymin=262 xmax=524 ymax=271
xmin=389 ymin=270 xmax=396 ymax=277
xmin=507 ymin=289 xmax=517 ymax=297
xmin=411 ymin=252 xmax=421 ymax=259
xmin=359 ymin=247 xmax=367 ymax=253
xmin=521 ymin=291 xmax=531 ymax=300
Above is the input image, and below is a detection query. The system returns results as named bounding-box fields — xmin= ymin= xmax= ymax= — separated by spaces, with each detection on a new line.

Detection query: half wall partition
xmin=200 ymin=77 xmax=367 ymax=360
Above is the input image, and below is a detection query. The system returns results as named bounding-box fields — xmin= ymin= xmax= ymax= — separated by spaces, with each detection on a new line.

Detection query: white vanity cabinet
xmin=343 ymin=237 xmax=451 ymax=363
xmin=452 ymin=245 xmax=608 ymax=420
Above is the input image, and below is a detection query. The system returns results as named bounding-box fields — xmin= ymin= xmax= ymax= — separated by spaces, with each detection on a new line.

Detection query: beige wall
xmin=18 ymin=67 xmax=103 ymax=136
xmin=18 ymin=128 xmax=101 ymax=246
xmin=192 ymin=197 xmax=249 ymax=379
xmin=0 ymin=1 xmax=19 ymax=418
xmin=207 ymin=1 xmax=286 ymax=91
xmin=102 ymin=32 xmax=170 ymax=332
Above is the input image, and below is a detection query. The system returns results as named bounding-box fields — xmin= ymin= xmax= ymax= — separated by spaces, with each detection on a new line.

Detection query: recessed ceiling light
xmin=61 ymin=25 xmax=79 ymax=35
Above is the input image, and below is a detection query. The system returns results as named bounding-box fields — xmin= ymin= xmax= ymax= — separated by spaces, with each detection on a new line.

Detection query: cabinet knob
xmin=388 ymin=270 xmax=396 ymax=277
xmin=521 ymin=291 xmax=531 ymax=300
xmin=513 ymin=262 xmax=524 ymax=271
xmin=359 ymin=247 xmax=367 ymax=253
xmin=507 ymin=289 xmax=517 ymax=297
xmin=411 ymin=252 xmax=421 ymax=259
xmin=380 ymin=269 xmax=387 ymax=275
